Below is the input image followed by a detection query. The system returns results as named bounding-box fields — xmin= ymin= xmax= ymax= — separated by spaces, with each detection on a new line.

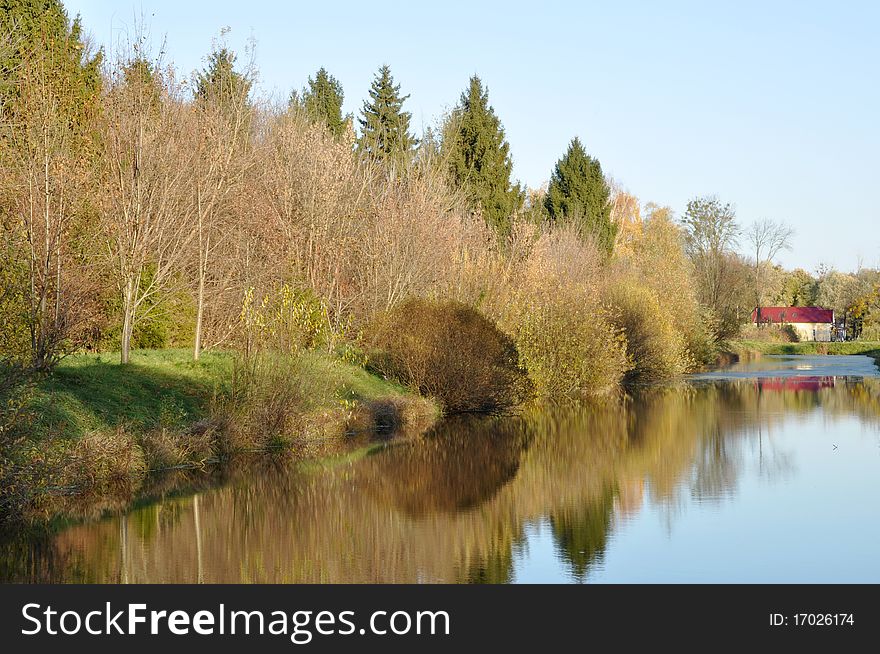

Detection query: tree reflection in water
xmin=2 ymin=376 xmax=878 ymax=583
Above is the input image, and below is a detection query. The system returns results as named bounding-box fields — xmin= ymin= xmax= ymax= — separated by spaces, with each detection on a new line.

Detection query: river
xmin=2 ymin=354 xmax=879 ymax=583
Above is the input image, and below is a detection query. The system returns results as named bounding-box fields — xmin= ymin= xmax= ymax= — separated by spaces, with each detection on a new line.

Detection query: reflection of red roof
xmin=756 ymin=376 xmax=836 ymax=392
xmin=751 ymin=306 xmax=833 ymax=324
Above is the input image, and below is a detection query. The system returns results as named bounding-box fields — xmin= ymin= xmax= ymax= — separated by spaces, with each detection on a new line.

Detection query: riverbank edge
xmin=0 ymin=349 xmax=441 ymax=526
xmin=719 ymin=341 xmax=880 ymax=370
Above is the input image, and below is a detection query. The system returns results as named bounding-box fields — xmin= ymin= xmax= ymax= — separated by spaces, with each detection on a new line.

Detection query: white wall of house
xmin=790 ymin=323 xmax=832 ymax=342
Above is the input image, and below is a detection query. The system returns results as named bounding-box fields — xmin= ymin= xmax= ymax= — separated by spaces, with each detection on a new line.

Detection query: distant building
xmin=751 ymin=306 xmax=834 ymax=342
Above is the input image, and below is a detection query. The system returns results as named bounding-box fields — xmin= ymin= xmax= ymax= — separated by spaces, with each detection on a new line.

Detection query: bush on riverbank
xmin=489 ymin=228 xmax=631 ymax=398
xmin=738 ymin=324 xmax=800 ymax=344
xmin=367 ymin=299 xmax=531 ymax=413
xmin=607 ymin=282 xmax=690 ymax=384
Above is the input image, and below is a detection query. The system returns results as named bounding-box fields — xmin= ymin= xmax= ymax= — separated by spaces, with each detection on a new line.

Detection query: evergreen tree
xmin=444 ymin=76 xmax=522 ymax=237
xmin=357 ymin=65 xmax=416 ymax=164
xmin=195 ymin=46 xmax=251 ymax=112
xmin=545 ymin=137 xmax=616 ymax=254
xmin=298 ymin=67 xmax=347 ymax=137
xmin=0 ymin=0 xmax=102 ymax=107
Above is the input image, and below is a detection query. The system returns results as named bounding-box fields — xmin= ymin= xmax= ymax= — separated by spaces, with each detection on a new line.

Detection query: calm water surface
xmin=3 ymin=355 xmax=879 ymax=583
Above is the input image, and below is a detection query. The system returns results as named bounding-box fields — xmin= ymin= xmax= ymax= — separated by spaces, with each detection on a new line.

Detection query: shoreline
xmin=0 ymin=349 xmax=440 ymax=527
xmin=717 ymin=341 xmax=880 ymax=369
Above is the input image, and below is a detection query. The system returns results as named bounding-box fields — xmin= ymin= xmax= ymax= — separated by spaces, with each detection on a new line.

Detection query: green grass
xmin=22 ymin=349 xmax=232 ymax=443
xmin=294 ymin=349 xmax=414 ymax=409
xmin=19 ymin=348 xmax=425 ymax=444
xmin=2 ymin=348 xmax=439 ymax=524
xmin=729 ymin=340 xmax=880 ymax=356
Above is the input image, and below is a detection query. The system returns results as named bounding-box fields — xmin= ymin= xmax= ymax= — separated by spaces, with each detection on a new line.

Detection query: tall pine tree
xmin=357 ymin=65 xmax=416 ymax=164
xmin=444 ymin=76 xmax=522 ymax=237
xmin=545 ymin=137 xmax=616 ymax=254
xmin=296 ymin=67 xmax=347 ymax=138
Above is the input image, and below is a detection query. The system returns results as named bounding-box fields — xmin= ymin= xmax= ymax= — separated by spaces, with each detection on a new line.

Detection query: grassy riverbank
xmin=726 ymin=341 xmax=880 ymax=367
xmin=1 ymin=349 xmax=438 ymax=524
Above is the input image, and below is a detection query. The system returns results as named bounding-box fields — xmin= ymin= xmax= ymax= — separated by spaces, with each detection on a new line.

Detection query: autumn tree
xmin=608 ymin=182 xmax=642 ymax=255
xmin=0 ymin=0 xmax=103 ymax=370
xmin=357 ymin=65 xmax=416 ymax=165
xmin=545 ymin=137 xmax=615 ymax=254
xmin=778 ymin=268 xmax=818 ymax=306
xmin=189 ymin=41 xmax=253 ymax=360
xmin=101 ymin=52 xmax=197 ymax=364
xmin=443 ymin=76 xmax=522 ymax=237
xmin=816 ymin=269 xmax=870 ymax=320
xmin=680 ymin=196 xmax=746 ymax=338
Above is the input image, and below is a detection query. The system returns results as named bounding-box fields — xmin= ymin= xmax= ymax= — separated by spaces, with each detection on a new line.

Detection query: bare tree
xmin=101 ymin=52 xmax=197 ymax=364
xmin=187 ymin=38 xmax=255 ymax=360
xmin=1 ymin=31 xmax=102 ymax=370
xmin=747 ymin=218 xmax=794 ymax=307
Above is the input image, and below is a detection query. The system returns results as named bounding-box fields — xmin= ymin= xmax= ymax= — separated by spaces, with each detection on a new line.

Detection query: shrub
xmin=857 ymin=324 xmax=880 ymax=341
xmin=209 ymin=354 xmax=307 ymax=453
xmin=62 ymin=430 xmax=147 ymax=492
xmin=504 ymin=294 xmax=629 ymax=398
xmin=739 ymin=323 xmax=800 ymax=344
xmin=366 ymin=298 xmax=530 ymax=413
xmin=606 ymin=282 xmax=690 ymax=384
xmin=490 ymin=227 xmax=630 ymax=398
xmin=613 ymin=210 xmax=717 ymax=371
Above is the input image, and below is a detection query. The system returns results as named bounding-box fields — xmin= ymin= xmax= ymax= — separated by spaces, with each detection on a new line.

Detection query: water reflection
xmin=2 ymin=360 xmax=879 ymax=583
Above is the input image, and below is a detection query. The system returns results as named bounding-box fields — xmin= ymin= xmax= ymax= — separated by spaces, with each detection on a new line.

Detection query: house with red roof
xmin=751 ymin=306 xmax=834 ymax=342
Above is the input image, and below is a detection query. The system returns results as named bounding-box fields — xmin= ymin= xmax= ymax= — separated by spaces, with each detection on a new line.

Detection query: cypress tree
xmin=444 ymin=76 xmax=522 ymax=237
xmin=357 ymin=65 xmax=416 ymax=164
xmin=545 ymin=137 xmax=616 ymax=254
xmin=298 ymin=67 xmax=347 ymax=137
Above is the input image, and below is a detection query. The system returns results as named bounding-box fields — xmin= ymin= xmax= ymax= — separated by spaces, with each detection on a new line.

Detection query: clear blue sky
xmin=65 ymin=0 xmax=879 ymax=271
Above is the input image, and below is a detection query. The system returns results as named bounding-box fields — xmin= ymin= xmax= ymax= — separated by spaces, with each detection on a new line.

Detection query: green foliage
xmin=680 ymin=196 xmax=749 ymax=340
xmin=357 ymin=65 xmax=416 ymax=165
xmin=730 ymin=340 xmax=880 ymax=357
xmin=296 ymin=67 xmax=347 ymax=137
xmin=240 ymin=283 xmax=351 ymax=355
xmin=443 ymin=76 xmax=523 ymax=237
xmin=779 ymin=268 xmax=819 ymax=306
xmin=607 ymin=281 xmax=690 ymax=384
xmin=0 ymin=0 xmax=102 ymax=104
xmin=195 ymin=46 xmax=251 ymax=111
xmin=95 ymin=267 xmax=195 ymax=351
xmin=504 ymin=295 xmax=630 ymax=398
xmin=545 ymin=138 xmax=615 ymax=254
xmin=367 ymin=298 xmax=531 ymax=413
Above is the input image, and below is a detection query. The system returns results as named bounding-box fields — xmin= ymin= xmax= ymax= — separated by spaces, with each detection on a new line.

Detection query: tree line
xmin=2 ymin=0 xmax=879 ymax=387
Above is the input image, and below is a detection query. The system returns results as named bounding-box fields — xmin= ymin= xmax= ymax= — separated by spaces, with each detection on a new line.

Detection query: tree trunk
xmin=120 ymin=278 xmax=135 ymax=364
xmin=193 ymin=267 xmax=205 ymax=361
